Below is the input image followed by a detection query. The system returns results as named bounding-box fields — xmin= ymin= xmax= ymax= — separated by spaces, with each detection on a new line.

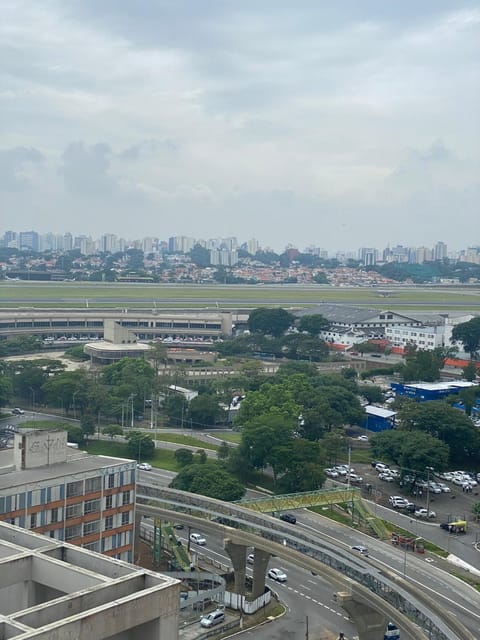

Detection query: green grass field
xmin=155 ymin=432 xmax=219 ymax=451
xmin=87 ymin=440 xmax=180 ymax=471
xmin=1 ymin=280 xmax=479 ymax=312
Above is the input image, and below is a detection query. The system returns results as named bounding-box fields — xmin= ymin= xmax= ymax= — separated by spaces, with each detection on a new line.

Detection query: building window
xmin=83 ymin=520 xmax=100 ymax=536
xmin=84 ymin=541 xmax=100 ymax=553
xmin=122 ymin=491 xmax=130 ymax=506
xmin=105 ymin=516 xmax=113 ymax=531
xmin=65 ymin=525 xmax=81 ymax=540
xmin=108 ymin=474 xmax=115 ymax=489
xmin=51 ymin=508 xmax=58 ymax=523
xmin=66 ymin=481 xmax=83 ymax=498
xmin=121 ymin=511 xmax=130 ymax=526
xmin=30 ymin=513 xmax=37 ymax=529
xmin=85 ymin=477 xmax=101 ymax=493
xmin=66 ymin=504 xmax=82 ymax=520
xmin=84 ymin=499 xmax=100 ymax=515
xmin=105 ymin=494 xmax=113 ymax=510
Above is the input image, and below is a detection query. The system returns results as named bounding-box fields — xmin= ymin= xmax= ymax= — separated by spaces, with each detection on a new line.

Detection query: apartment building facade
xmin=0 ymin=429 xmax=136 ymax=562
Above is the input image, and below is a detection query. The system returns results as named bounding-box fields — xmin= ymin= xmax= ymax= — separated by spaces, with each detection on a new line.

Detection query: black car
xmin=279 ymin=513 xmax=297 ymax=524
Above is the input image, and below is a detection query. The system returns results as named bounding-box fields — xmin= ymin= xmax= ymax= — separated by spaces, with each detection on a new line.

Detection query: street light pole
xmin=73 ymin=390 xmax=79 ymax=420
xmin=426 ymin=466 xmax=434 ymax=515
xmin=29 ymin=386 xmax=35 ymax=411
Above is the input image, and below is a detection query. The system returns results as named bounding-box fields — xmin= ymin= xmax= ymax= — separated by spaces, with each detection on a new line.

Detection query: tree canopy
xmin=297 ymin=314 xmax=330 ymax=336
xmin=169 ymin=460 xmax=245 ymax=501
xmin=247 ymin=307 xmax=294 ymax=337
xmin=452 ymin=316 xmax=480 ymax=359
xmin=397 ymin=400 xmax=480 ymax=467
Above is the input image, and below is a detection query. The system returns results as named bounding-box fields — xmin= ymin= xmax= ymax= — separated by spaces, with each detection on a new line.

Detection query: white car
xmin=415 ymin=508 xmax=436 ymax=519
xmin=351 ymin=545 xmax=369 ymax=556
xmin=325 ymin=468 xmax=339 ymax=478
xmin=247 ymin=553 xmax=255 ymax=564
xmin=200 ymin=610 xmax=225 ymax=628
xmin=345 ymin=473 xmax=363 ymax=484
xmin=190 ymin=533 xmax=206 ymax=546
xmin=379 ymin=473 xmax=394 ymax=482
xmin=137 ymin=462 xmax=152 ymax=471
xmin=268 ymin=568 xmax=287 ymax=582
xmin=437 ymin=483 xmax=451 ymax=493
xmin=357 ymin=435 xmax=369 ymax=442
xmin=375 ymin=463 xmax=390 ymax=473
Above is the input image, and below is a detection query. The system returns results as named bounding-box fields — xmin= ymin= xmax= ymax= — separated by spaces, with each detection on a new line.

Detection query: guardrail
xmin=137 ymin=482 xmax=474 ymax=640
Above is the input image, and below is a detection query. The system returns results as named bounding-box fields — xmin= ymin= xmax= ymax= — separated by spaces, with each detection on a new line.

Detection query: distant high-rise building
xmin=434 ymin=241 xmax=447 ymax=261
xmin=416 ymin=246 xmax=432 ymax=264
xmin=168 ymin=236 xmax=195 ymax=253
xmin=359 ymin=247 xmax=376 ymax=266
xmin=63 ymin=232 xmax=73 ymax=251
xmin=247 ymin=238 xmax=259 ymax=255
xmin=19 ymin=231 xmax=39 ymax=251
xmin=209 ymin=249 xmax=238 ymax=266
xmin=39 ymin=232 xmax=57 ymax=251
xmin=2 ymin=230 xmax=17 ymax=247
xmin=100 ymin=233 xmax=117 ymax=253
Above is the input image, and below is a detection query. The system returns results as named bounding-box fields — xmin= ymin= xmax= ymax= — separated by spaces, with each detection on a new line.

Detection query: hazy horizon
xmin=1 ymin=1 xmax=479 ymax=252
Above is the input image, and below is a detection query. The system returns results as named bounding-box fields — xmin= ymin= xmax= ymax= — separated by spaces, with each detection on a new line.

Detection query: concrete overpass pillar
xmin=224 ymin=539 xmax=247 ymax=595
xmin=251 ymin=548 xmax=271 ymax=599
xmin=337 ymin=592 xmax=387 ymax=640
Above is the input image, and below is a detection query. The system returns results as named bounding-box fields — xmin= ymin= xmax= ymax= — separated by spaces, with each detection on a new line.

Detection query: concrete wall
xmin=14 ymin=430 xmax=67 ymax=469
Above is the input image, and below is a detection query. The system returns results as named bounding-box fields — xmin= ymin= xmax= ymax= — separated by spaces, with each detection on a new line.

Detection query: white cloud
xmin=0 ymin=1 xmax=478 ymax=251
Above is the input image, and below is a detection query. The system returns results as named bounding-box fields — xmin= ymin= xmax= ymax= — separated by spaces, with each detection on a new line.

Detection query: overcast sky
xmin=1 ymin=1 xmax=479 ymax=253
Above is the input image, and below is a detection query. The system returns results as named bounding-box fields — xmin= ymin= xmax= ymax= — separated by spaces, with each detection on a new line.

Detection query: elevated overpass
xmin=136 ymin=482 xmax=474 ymax=640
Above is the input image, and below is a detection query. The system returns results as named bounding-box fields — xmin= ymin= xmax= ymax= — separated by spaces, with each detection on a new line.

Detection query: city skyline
xmin=3 ymin=227 xmax=480 ymax=263
xmin=1 ymin=1 xmax=479 ymax=251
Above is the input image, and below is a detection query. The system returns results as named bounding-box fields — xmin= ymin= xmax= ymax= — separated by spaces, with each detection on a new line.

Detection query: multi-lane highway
xmin=138 ymin=469 xmax=480 ymax=639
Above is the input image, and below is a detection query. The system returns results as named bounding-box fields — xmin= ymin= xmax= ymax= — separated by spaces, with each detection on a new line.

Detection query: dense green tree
xmin=297 ymin=314 xmax=330 ymax=336
xmin=357 ymin=384 xmax=384 ymax=405
xmin=80 ymin=413 xmax=96 ymax=441
xmin=0 ymin=375 xmax=13 ymax=408
xmin=398 ymin=347 xmax=445 ymax=382
xmin=66 ymin=425 xmax=84 ymax=444
xmin=458 ymin=387 xmax=480 ymax=416
xmin=174 ymin=448 xmax=194 ymax=467
xmin=276 ymin=438 xmax=326 ymax=493
xmin=462 ymin=361 xmax=478 ymax=382
xmin=235 ymin=382 xmax=301 ymax=426
xmin=189 ymin=244 xmax=211 ymax=267
xmin=247 ymin=307 xmax=294 ymax=337
xmin=42 ymin=370 xmax=90 ymax=415
xmin=452 ymin=316 xmax=480 ymax=358
xmin=398 ymin=431 xmax=449 ymax=474
xmin=63 ymin=345 xmax=90 ymax=361
xmin=321 ymin=430 xmax=347 ymax=466
xmin=0 ymin=335 xmax=42 ymax=357
xmin=281 ymin=334 xmax=329 ymax=361
xmin=125 ymin=431 xmax=155 ymax=460
xmin=217 ymin=440 xmax=231 ymax=461
xmin=169 ymin=460 xmax=245 ymax=501
xmin=274 ymin=361 xmax=319 ymax=380
xmin=397 ymin=400 xmax=480 ymax=467
xmin=370 ymin=429 xmax=449 ymax=474
xmin=103 ymin=424 xmax=124 ymax=439
xmin=238 ymin=414 xmax=294 ymax=481
xmin=162 ymin=394 xmax=189 ymax=427
xmin=187 ymin=394 xmax=223 ymax=427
